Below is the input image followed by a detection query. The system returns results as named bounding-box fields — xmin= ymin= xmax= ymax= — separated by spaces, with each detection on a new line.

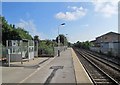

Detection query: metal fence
xmin=38 ymin=46 xmax=67 ymax=57
xmin=2 ymin=45 xmax=35 ymax=62
xmin=54 ymin=46 xmax=67 ymax=56
xmin=90 ymin=42 xmax=120 ymax=57
xmin=2 ymin=45 xmax=67 ymax=63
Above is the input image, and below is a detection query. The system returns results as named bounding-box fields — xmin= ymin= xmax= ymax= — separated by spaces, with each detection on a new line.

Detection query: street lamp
xmin=66 ymin=34 xmax=68 ymax=49
xmin=58 ymin=23 xmax=65 ymax=56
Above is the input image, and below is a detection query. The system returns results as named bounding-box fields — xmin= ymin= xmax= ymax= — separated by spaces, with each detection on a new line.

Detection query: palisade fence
xmin=2 ymin=46 xmax=6 ymax=59
xmin=54 ymin=46 xmax=67 ymax=56
xmin=38 ymin=46 xmax=67 ymax=57
xmin=2 ymin=46 xmax=31 ymax=62
xmin=0 ymin=45 xmax=2 ymax=59
xmin=38 ymin=46 xmax=54 ymax=57
xmin=90 ymin=42 xmax=120 ymax=57
xmin=2 ymin=45 xmax=67 ymax=63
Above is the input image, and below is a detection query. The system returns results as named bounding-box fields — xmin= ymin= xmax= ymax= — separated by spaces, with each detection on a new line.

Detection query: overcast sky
xmin=2 ymin=0 xmax=118 ymax=43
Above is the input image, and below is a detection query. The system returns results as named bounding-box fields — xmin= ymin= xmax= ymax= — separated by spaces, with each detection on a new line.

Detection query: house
xmin=96 ymin=32 xmax=120 ymax=43
xmin=90 ymin=32 xmax=120 ymax=57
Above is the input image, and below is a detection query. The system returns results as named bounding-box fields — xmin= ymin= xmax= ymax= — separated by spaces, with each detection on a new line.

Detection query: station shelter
xmin=6 ymin=39 xmax=38 ymax=63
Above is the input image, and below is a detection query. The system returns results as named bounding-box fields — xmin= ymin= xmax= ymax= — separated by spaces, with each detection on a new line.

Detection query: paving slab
xmin=2 ymin=57 xmax=54 ymax=83
xmin=21 ymin=49 xmax=76 ymax=83
xmin=71 ymin=48 xmax=93 ymax=85
xmin=2 ymin=48 xmax=93 ymax=84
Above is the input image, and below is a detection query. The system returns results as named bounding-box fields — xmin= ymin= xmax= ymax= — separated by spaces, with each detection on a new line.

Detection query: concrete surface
xmin=71 ymin=48 xmax=93 ymax=85
xmin=2 ymin=48 xmax=93 ymax=84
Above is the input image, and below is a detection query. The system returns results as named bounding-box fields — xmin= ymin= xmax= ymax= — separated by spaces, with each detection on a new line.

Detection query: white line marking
xmin=72 ymin=48 xmax=93 ymax=84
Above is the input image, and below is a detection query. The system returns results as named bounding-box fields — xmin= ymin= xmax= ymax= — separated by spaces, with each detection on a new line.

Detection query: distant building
xmin=96 ymin=32 xmax=120 ymax=43
xmin=90 ymin=32 xmax=120 ymax=57
xmin=90 ymin=40 xmax=98 ymax=47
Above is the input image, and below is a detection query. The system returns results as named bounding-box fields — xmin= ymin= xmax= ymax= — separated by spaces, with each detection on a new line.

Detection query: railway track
xmin=84 ymin=49 xmax=120 ymax=66
xmin=73 ymin=48 xmax=120 ymax=85
xmin=81 ymin=49 xmax=120 ymax=72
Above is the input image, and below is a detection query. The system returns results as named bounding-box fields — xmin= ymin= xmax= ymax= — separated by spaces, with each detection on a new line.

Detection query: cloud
xmin=92 ymin=0 xmax=118 ymax=17
xmin=82 ymin=24 xmax=89 ymax=27
xmin=16 ymin=19 xmax=41 ymax=38
xmin=55 ymin=6 xmax=87 ymax=21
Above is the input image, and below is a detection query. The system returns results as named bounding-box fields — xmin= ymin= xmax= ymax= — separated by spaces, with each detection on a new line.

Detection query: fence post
xmin=8 ymin=49 xmax=10 ymax=67
xmin=21 ymin=48 xmax=23 ymax=64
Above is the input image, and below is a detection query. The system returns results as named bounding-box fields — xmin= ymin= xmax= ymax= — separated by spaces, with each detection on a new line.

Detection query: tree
xmin=1 ymin=16 xmax=33 ymax=46
xmin=38 ymin=40 xmax=54 ymax=55
xmin=16 ymin=27 xmax=32 ymax=40
xmin=56 ymin=34 xmax=68 ymax=46
xmin=68 ymin=42 xmax=72 ymax=47
xmin=34 ymin=35 xmax=40 ymax=42
xmin=73 ymin=41 xmax=92 ymax=49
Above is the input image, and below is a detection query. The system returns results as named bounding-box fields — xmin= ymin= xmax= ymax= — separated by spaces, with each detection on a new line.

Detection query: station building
xmin=90 ymin=32 xmax=120 ymax=57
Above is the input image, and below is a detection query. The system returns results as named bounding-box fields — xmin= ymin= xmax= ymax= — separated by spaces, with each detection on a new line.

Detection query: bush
xmin=107 ymin=51 xmax=112 ymax=57
xmin=38 ymin=40 xmax=54 ymax=55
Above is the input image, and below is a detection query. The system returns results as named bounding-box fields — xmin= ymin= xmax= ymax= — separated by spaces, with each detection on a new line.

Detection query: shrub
xmin=107 ymin=51 xmax=112 ymax=57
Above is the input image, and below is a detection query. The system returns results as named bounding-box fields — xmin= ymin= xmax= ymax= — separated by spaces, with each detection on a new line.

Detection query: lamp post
xmin=58 ymin=23 xmax=65 ymax=56
xmin=66 ymin=34 xmax=68 ymax=49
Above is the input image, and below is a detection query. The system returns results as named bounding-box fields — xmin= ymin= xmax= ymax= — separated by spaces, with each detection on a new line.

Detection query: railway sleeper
xmin=96 ymin=82 xmax=113 ymax=84
xmin=94 ymin=78 xmax=111 ymax=81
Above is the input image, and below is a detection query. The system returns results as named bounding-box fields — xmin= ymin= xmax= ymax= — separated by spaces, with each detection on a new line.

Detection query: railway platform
xmin=2 ymin=48 xmax=93 ymax=84
xmin=71 ymin=48 xmax=93 ymax=84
